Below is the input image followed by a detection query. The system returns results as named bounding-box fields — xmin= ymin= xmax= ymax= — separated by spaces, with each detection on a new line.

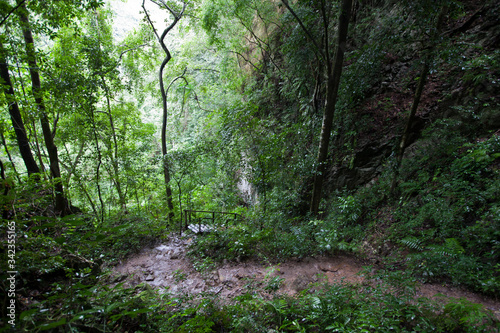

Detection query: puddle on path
xmin=110 ymin=235 xmax=500 ymax=319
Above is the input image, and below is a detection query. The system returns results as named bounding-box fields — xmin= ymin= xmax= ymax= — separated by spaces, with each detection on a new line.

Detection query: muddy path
xmin=110 ymin=235 xmax=500 ymax=319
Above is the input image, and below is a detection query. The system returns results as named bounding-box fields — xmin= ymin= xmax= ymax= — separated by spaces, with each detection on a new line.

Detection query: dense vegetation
xmin=1 ymin=0 xmax=499 ymax=331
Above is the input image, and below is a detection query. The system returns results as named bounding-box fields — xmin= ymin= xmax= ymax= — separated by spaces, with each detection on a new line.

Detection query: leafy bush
xmin=188 ymin=224 xmax=273 ymax=263
xmin=384 ymin=134 xmax=500 ymax=294
xmin=220 ymin=277 xmax=498 ymax=332
xmin=102 ymin=214 xmax=167 ymax=262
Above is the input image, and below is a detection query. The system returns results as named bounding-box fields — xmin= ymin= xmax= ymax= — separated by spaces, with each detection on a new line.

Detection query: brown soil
xmin=111 ymin=235 xmax=500 ymax=319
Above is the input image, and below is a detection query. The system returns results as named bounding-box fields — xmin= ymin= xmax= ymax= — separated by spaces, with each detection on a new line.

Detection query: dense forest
xmin=1 ymin=0 xmax=499 ymax=331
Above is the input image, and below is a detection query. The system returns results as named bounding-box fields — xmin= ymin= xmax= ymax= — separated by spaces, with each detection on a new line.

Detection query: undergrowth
xmin=391 ymin=133 xmax=500 ymax=295
xmin=2 ymin=121 xmax=499 ymax=332
xmin=0 ymin=186 xmax=169 ymax=331
xmin=2 ymin=175 xmax=499 ymax=331
xmin=3 ymin=267 xmax=498 ymax=332
xmin=322 ymin=130 xmax=500 ymax=297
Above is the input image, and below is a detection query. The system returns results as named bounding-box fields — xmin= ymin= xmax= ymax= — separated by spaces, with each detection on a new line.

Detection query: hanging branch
xmin=118 ymin=43 xmax=151 ymax=61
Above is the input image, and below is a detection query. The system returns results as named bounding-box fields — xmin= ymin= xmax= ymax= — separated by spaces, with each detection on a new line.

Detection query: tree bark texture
xmin=0 ymin=41 xmax=40 ymax=177
xmin=310 ymin=0 xmax=353 ymax=215
xmin=17 ymin=1 xmax=69 ymax=214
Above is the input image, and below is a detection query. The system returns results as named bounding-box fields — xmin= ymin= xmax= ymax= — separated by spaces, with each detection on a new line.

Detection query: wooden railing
xmin=181 ymin=209 xmax=243 ymax=234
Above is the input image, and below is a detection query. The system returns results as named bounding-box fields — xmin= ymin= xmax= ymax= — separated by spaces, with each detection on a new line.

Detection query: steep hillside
xmin=317 ymin=0 xmax=500 ymax=297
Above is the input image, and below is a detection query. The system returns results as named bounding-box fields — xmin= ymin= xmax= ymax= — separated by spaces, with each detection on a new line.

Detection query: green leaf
xmin=54 ymin=236 xmax=65 ymax=244
xmin=20 ymin=308 xmax=38 ymax=321
xmin=38 ymin=317 xmax=67 ymax=330
xmin=105 ymin=302 xmax=123 ymax=313
xmin=123 ymin=308 xmax=152 ymax=318
xmin=70 ymin=307 xmax=104 ymax=322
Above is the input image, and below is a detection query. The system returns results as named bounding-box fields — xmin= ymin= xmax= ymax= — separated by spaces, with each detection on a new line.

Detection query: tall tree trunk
xmin=90 ymin=109 xmax=105 ymax=223
xmin=100 ymin=76 xmax=127 ymax=211
xmin=17 ymin=1 xmax=69 ymax=215
xmin=0 ymin=41 xmax=40 ymax=177
xmin=142 ymin=0 xmax=186 ymax=224
xmin=13 ymin=47 xmax=47 ymax=175
xmin=310 ymin=0 xmax=353 ymax=215
xmin=390 ymin=6 xmax=448 ymax=196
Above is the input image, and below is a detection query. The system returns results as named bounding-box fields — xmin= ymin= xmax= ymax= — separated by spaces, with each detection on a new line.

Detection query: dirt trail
xmin=111 ymin=235 xmax=500 ymax=319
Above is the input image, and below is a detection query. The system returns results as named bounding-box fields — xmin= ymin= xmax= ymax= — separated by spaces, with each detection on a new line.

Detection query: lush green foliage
xmin=1 ymin=0 xmax=500 ymax=331
xmin=392 ymin=133 xmax=500 ymax=295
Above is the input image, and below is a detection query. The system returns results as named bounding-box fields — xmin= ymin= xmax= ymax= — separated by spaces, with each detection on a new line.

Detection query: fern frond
xmin=444 ymin=238 xmax=465 ymax=255
xmin=427 ymin=238 xmax=464 ymax=257
xmin=400 ymin=237 xmax=424 ymax=252
xmin=426 ymin=244 xmax=456 ymax=257
xmin=310 ymin=296 xmax=321 ymax=311
xmin=265 ymin=299 xmax=287 ymax=315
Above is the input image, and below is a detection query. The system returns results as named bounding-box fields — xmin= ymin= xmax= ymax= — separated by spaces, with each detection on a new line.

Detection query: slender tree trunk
xmin=30 ymin=119 xmax=47 ymax=175
xmin=134 ymin=185 xmax=141 ymax=213
xmin=63 ymin=143 xmax=99 ymax=217
xmin=310 ymin=0 xmax=353 ymax=215
xmin=14 ymin=48 xmax=47 ymax=175
xmin=61 ymin=141 xmax=85 ymax=186
xmin=142 ymin=0 xmax=186 ymax=223
xmin=160 ymin=58 xmax=175 ymax=222
xmin=176 ymin=179 xmax=182 ymax=224
xmin=17 ymin=2 xmax=69 ymax=214
xmin=0 ymin=130 xmax=21 ymax=182
xmin=89 ymin=107 xmax=105 ymax=223
xmin=390 ymin=62 xmax=429 ymax=195
xmin=390 ymin=6 xmax=448 ymax=196
xmin=0 ymin=41 xmax=40 ymax=177
xmin=100 ymin=76 xmax=127 ymax=211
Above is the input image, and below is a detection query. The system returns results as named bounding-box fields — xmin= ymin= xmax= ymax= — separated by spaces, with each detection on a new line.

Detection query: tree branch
xmin=142 ymin=0 xmax=160 ymax=41
xmin=230 ymin=50 xmax=260 ymax=71
xmin=0 ymin=0 xmax=29 ymax=27
xmin=118 ymin=43 xmax=151 ymax=61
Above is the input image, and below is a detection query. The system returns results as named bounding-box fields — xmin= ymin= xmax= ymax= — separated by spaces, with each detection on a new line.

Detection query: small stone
xmin=155 ymin=245 xmax=170 ymax=252
xmin=218 ymin=269 xmax=233 ymax=283
xmin=145 ymin=274 xmax=155 ymax=281
xmin=291 ymin=276 xmax=311 ymax=292
xmin=319 ymin=263 xmax=338 ymax=272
